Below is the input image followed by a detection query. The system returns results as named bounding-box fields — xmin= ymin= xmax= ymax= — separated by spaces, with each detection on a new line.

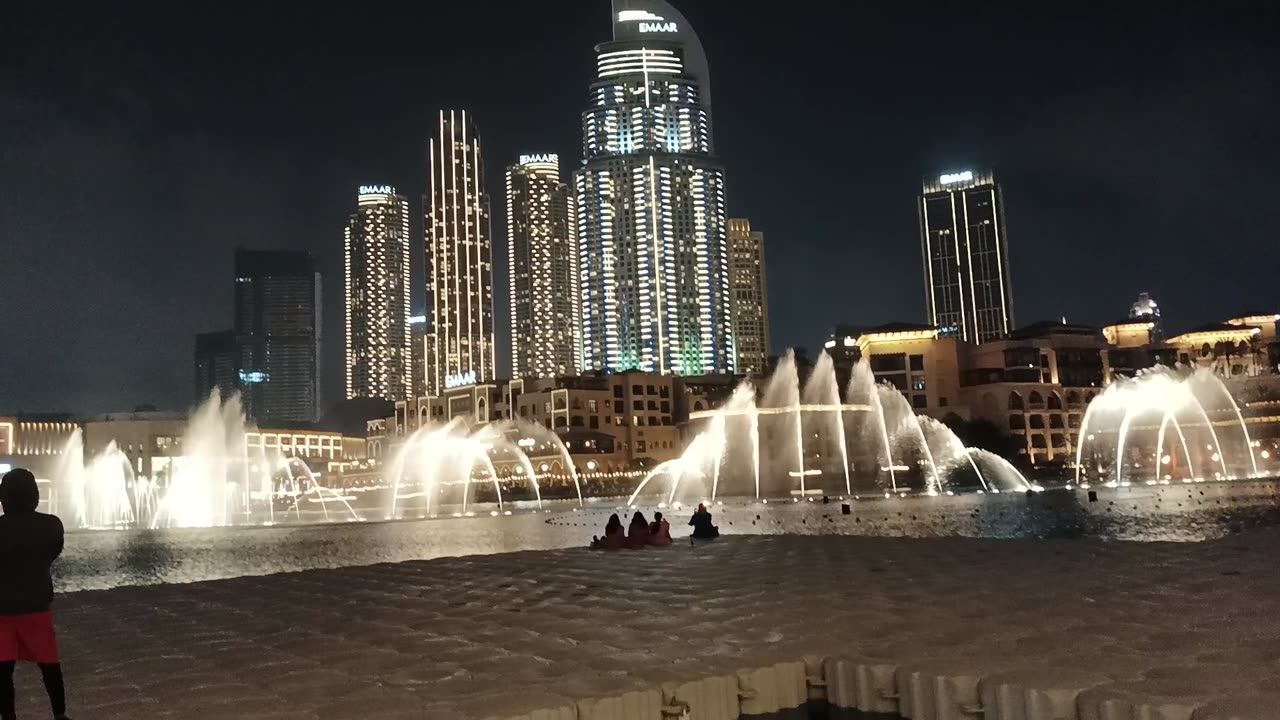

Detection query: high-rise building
xmin=728 ymin=218 xmax=770 ymax=373
xmin=344 ymin=185 xmax=412 ymax=401
xmin=426 ymin=109 xmax=495 ymax=395
xmin=233 ymin=249 xmax=321 ymax=424
xmin=194 ymin=329 xmax=239 ymax=404
xmin=410 ymin=314 xmax=427 ymax=398
xmin=507 ymin=153 xmax=581 ymax=379
xmin=918 ymin=169 xmax=1014 ymax=343
xmin=575 ymin=0 xmax=734 ymax=376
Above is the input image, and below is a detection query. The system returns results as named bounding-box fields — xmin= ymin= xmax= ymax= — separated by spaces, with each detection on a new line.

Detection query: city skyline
xmin=3 ymin=0 xmax=1276 ymax=413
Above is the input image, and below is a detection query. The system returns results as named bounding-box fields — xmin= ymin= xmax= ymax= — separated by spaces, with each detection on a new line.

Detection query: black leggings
xmin=0 ymin=661 xmax=65 ymax=720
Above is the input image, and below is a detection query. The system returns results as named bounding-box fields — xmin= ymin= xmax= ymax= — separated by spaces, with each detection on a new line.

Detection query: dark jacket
xmin=0 ymin=511 xmax=65 ymax=615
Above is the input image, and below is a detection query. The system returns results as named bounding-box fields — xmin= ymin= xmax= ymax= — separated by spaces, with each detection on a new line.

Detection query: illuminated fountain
xmin=387 ymin=418 xmax=584 ymax=519
xmin=1074 ymin=366 xmax=1259 ymax=486
xmin=54 ymin=392 xmax=358 ymax=529
xmin=628 ymin=350 xmax=1035 ymax=505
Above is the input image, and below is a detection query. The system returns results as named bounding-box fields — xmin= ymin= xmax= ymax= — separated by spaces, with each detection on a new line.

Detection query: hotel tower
xmin=574 ymin=0 xmax=734 ymax=375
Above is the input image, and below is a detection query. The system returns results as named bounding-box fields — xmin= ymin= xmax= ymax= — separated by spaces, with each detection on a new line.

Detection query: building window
xmin=646 ymin=385 xmax=656 ymax=395
xmin=613 ymin=385 xmax=624 ymax=398
xmin=1009 ymin=392 xmax=1024 ymax=410
xmin=1050 ymin=414 xmax=1065 ymax=429
xmin=632 ymin=384 xmax=643 ymax=396
xmin=588 ymin=400 xmax=598 ymax=413
xmin=633 ymin=400 xmax=643 ymax=411
xmin=939 ymin=397 xmax=948 ymax=407
xmin=912 ymin=378 xmax=926 ymax=392
xmin=909 ymin=354 xmax=924 ymax=371
xmin=589 ymin=416 xmax=599 ymax=429
xmin=660 ymin=401 xmax=670 ymax=413
xmin=1009 ymin=415 xmax=1025 ymax=430
xmin=1029 ymin=415 xmax=1046 ymax=430
xmin=1031 ymin=435 xmax=1048 ymax=449
xmin=659 ymin=386 xmax=670 ymax=398
xmin=912 ymin=395 xmax=927 ymax=409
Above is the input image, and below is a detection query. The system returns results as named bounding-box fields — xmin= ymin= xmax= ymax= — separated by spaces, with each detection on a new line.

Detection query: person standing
xmin=0 ymin=468 xmax=71 ymax=720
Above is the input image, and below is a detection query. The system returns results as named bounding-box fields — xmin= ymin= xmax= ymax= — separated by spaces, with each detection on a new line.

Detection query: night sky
xmin=2 ymin=0 xmax=1277 ymax=414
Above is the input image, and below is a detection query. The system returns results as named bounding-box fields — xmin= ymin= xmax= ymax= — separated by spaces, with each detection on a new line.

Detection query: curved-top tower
xmin=575 ymin=0 xmax=734 ymax=376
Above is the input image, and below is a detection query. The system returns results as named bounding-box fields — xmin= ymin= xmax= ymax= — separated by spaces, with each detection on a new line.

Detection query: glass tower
xmin=426 ymin=109 xmax=496 ymax=395
xmin=507 ymin=154 xmax=581 ymax=379
xmin=233 ymin=249 xmax=321 ymax=424
xmin=344 ymin=186 xmax=412 ymax=401
xmin=919 ymin=170 xmax=1014 ymax=343
xmin=575 ymin=0 xmax=733 ymax=375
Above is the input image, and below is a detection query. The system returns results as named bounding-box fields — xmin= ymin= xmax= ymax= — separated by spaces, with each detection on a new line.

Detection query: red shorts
xmin=0 ymin=612 xmax=60 ymax=664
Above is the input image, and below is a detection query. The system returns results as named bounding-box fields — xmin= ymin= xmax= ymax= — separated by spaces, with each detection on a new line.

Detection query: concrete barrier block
xmin=736 ymin=660 xmax=806 ymax=716
xmin=1191 ymin=695 xmax=1280 ymax=720
xmin=982 ymin=668 xmax=1109 ymax=720
xmin=662 ymin=674 xmax=739 ymax=720
xmin=578 ymin=689 xmax=663 ymax=720
xmin=1077 ymin=685 xmax=1198 ymax=720
xmin=823 ymin=656 xmax=900 ymax=715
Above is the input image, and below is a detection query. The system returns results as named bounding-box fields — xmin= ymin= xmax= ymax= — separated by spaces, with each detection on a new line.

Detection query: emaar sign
xmin=445 ymin=371 xmax=477 ymax=390
xmin=939 ymin=171 xmax=973 ymax=185
xmin=639 ymin=21 xmax=677 ymax=32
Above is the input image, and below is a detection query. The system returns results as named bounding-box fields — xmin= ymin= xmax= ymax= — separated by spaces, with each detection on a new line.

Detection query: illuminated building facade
xmin=344 ymin=186 xmax=412 ymax=401
xmin=575 ymin=0 xmax=734 ymax=376
xmin=507 ymin=154 xmax=581 ymax=378
xmin=410 ymin=314 xmax=427 ymax=398
xmin=1129 ymin=291 xmax=1163 ymax=342
xmin=728 ymin=218 xmax=770 ymax=373
xmin=234 ymin=249 xmax=321 ymax=424
xmin=919 ymin=170 xmax=1013 ymax=343
xmin=426 ymin=110 xmax=495 ymax=396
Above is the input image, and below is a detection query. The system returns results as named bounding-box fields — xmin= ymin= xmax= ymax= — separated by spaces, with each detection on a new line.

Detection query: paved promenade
xmin=17 ymin=531 xmax=1280 ymax=719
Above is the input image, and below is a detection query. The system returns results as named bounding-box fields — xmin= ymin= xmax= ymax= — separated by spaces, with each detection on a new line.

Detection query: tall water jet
xmin=154 ymin=391 xmax=246 ymax=528
xmin=803 ymin=352 xmax=851 ymax=495
xmin=847 ymin=360 xmax=897 ymax=491
xmin=762 ymin=350 xmax=805 ymax=495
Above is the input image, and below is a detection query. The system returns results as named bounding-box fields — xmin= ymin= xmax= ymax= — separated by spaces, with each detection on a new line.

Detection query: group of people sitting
xmin=590 ymin=504 xmax=720 ymax=550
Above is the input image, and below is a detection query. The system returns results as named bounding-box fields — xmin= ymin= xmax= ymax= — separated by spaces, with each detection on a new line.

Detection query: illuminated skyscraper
xmin=575 ymin=0 xmax=733 ymax=375
xmin=410 ymin=314 xmax=427 ymax=398
xmin=919 ymin=170 xmax=1014 ymax=343
xmin=426 ymin=109 xmax=495 ymax=394
xmin=507 ymin=154 xmax=580 ymax=379
xmin=728 ymin=219 xmax=770 ymax=373
xmin=344 ymin=186 xmax=411 ymax=401
xmin=234 ymin=249 xmax=321 ymax=423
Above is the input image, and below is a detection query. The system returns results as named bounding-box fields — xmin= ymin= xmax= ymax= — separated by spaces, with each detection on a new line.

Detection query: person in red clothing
xmin=0 ymin=468 xmax=71 ymax=720
xmin=647 ymin=512 xmax=672 ymax=546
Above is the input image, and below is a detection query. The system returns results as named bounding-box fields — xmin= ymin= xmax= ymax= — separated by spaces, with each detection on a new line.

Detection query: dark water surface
xmin=55 ymin=480 xmax=1280 ymax=591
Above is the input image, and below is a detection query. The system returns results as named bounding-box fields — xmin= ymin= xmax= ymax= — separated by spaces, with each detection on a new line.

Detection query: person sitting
xmin=647 ymin=512 xmax=672 ymax=546
xmin=591 ymin=513 xmax=625 ymax=550
xmin=688 ymin=503 xmax=720 ymax=540
xmin=626 ymin=511 xmax=651 ymax=548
